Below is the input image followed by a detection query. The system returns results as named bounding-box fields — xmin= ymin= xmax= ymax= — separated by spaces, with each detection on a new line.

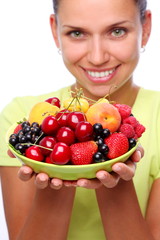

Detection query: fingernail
xmin=23 ymin=168 xmax=31 ymax=174
xmin=113 ymin=165 xmax=121 ymax=171
xmin=98 ymin=173 xmax=106 ymax=179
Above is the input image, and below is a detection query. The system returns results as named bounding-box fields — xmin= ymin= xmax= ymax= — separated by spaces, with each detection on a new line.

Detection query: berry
xmin=98 ymin=143 xmax=109 ymax=154
xmin=66 ymin=111 xmax=86 ymax=130
xmin=39 ymin=136 xmax=57 ymax=156
xmin=102 ymin=128 xmax=110 ymax=138
xmin=75 ymin=121 xmax=93 ymax=142
xmin=128 ymin=138 xmax=137 ymax=149
xmin=134 ymin=123 xmax=146 ymax=138
xmin=114 ymin=103 xmax=131 ymax=119
xmin=93 ymin=123 xmax=103 ymax=135
xmin=9 ymin=137 xmax=18 ymax=146
xmin=41 ymin=116 xmax=60 ymax=135
xmin=123 ymin=116 xmax=138 ymax=128
xmin=21 ymin=121 xmax=30 ymax=128
xmin=15 ymin=143 xmax=26 ymax=153
xmin=93 ymin=152 xmax=107 ymax=163
xmin=50 ymin=142 xmax=71 ymax=165
xmin=70 ymin=141 xmax=98 ymax=165
xmin=119 ymin=123 xmax=135 ymax=138
xmin=13 ymin=124 xmax=22 ymax=134
xmin=56 ymin=127 xmax=75 ymax=145
xmin=45 ymin=97 xmax=61 ymax=108
xmin=96 ymin=137 xmax=104 ymax=145
xmin=104 ymin=132 xmax=129 ymax=159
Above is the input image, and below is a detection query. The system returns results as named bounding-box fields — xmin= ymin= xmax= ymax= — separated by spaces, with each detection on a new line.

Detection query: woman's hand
xmin=8 ymin=144 xmax=144 ymax=190
xmin=76 ymin=144 xmax=144 ymax=189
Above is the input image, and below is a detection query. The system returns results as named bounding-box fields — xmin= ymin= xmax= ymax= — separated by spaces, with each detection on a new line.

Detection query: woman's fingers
xmin=34 ymin=173 xmax=50 ymax=189
xmin=77 ymin=178 xmax=102 ymax=189
xmin=50 ymin=178 xmax=64 ymax=190
xmin=112 ymin=160 xmax=136 ymax=181
xmin=130 ymin=144 xmax=144 ymax=162
xmin=7 ymin=149 xmax=16 ymax=158
xmin=18 ymin=165 xmax=34 ymax=181
xmin=96 ymin=170 xmax=120 ymax=188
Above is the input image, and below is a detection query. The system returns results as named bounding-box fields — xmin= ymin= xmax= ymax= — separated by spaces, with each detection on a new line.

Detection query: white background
xmin=0 ymin=1 xmax=160 ymax=239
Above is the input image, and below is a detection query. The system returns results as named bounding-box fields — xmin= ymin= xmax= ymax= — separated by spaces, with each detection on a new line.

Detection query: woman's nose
xmin=87 ymin=37 xmax=110 ymax=66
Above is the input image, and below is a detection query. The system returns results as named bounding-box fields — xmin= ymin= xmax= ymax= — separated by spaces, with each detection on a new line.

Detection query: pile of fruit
xmin=8 ymin=89 xmax=145 ymax=165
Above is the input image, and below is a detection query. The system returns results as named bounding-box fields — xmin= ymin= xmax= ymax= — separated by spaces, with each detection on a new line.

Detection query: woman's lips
xmin=83 ymin=66 xmax=119 ymax=83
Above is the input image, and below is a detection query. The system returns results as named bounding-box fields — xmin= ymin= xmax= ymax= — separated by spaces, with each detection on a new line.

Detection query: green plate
xmin=7 ymin=123 xmax=138 ymax=180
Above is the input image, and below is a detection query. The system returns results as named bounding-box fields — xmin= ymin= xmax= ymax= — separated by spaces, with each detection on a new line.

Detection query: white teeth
xmin=87 ymin=69 xmax=115 ymax=78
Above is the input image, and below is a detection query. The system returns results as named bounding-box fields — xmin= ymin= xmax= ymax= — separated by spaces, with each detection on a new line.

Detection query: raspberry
xmin=119 ymin=123 xmax=135 ymax=138
xmin=113 ymin=104 xmax=131 ymax=119
xmin=123 ymin=116 xmax=139 ymax=128
xmin=134 ymin=123 xmax=146 ymax=138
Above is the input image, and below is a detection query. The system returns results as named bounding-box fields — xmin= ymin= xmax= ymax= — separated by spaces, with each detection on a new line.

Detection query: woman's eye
xmin=70 ymin=31 xmax=84 ymax=38
xmin=111 ymin=28 xmax=126 ymax=38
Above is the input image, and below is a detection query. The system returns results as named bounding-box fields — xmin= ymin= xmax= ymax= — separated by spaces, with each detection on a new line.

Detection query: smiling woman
xmin=0 ymin=0 xmax=160 ymax=240
xmin=0 ymin=1 xmax=159 ymax=112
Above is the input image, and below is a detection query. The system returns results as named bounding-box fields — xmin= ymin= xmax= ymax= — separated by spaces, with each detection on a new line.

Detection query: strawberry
xmin=13 ymin=124 xmax=22 ymax=134
xmin=113 ymin=104 xmax=131 ymax=119
xmin=70 ymin=141 xmax=98 ymax=165
xmin=104 ymin=132 xmax=129 ymax=159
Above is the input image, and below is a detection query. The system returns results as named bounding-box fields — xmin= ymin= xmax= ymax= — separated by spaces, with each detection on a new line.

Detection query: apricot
xmin=28 ymin=102 xmax=60 ymax=125
xmin=86 ymin=102 xmax=121 ymax=133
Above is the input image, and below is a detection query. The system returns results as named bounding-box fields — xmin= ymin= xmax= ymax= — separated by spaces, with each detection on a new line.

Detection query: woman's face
xmin=51 ymin=0 xmax=151 ymax=100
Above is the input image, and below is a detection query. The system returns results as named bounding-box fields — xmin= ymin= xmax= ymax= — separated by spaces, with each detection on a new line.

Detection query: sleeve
xmin=0 ymin=96 xmax=34 ymax=166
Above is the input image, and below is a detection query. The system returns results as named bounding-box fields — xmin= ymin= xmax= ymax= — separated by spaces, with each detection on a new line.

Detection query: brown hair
xmin=52 ymin=0 xmax=147 ymax=22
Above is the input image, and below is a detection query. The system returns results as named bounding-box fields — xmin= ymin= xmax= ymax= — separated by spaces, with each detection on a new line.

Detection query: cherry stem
xmin=22 ymin=143 xmax=53 ymax=152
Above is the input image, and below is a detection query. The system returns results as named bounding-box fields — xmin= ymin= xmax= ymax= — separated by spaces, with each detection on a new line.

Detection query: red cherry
xmin=75 ymin=121 xmax=93 ymax=142
xmin=56 ymin=126 xmax=75 ymax=145
xmin=66 ymin=111 xmax=86 ymax=130
xmin=41 ymin=116 xmax=60 ymax=135
xmin=50 ymin=142 xmax=71 ymax=165
xmin=45 ymin=97 xmax=61 ymax=108
xmin=55 ymin=109 xmax=70 ymax=127
xmin=45 ymin=155 xmax=53 ymax=164
xmin=39 ymin=136 xmax=57 ymax=156
xmin=25 ymin=146 xmax=44 ymax=161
